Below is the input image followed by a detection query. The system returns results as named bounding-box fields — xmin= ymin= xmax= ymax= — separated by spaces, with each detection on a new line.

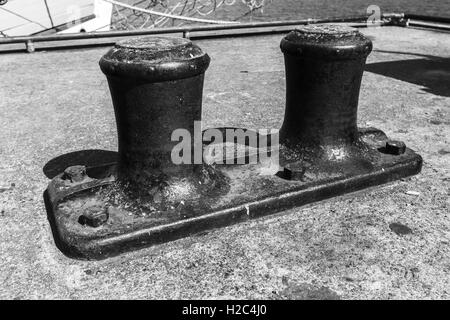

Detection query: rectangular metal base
xmin=45 ymin=128 xmax=422 ymax=260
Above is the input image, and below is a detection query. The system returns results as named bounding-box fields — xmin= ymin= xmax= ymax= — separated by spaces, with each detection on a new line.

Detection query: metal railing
xmin=0 ymin=13 xmax=448 ymax=53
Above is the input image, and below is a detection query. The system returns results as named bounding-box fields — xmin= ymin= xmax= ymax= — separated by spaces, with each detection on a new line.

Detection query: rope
xmin=103 ymin=0 xmax=238 ymax=24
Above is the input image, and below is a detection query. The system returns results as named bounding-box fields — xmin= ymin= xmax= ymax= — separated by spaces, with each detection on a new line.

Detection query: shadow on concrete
xmin=365 ymin=54 xmax=450 ymax=97
xmin=43 ymin=149 xmax=117 ymax=179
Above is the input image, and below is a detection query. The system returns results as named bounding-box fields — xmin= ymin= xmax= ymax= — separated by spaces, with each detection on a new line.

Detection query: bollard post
xmin=99 ymin=37 xmax=208 ymax=188
xmin=97 ymin=36 xmax=230 ymax=214
xmin=280 ymin=24 xmax=372 ymax=148
xmin=278 ymin=25 xmax=377 ymax=175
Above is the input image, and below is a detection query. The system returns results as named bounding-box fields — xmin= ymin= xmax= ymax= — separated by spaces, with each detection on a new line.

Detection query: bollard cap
xmin=280 ymin=24 xmax=372 ymax=60
xmin=99 ymin=36 xmax=210 ymax=81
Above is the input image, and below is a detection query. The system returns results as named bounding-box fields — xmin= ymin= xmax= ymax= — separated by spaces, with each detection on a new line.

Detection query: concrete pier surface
xmin=0 ymin=26 xmax=449 ymax=299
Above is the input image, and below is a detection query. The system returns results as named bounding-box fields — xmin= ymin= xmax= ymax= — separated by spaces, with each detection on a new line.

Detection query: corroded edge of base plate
xmin=45 ymin=128 xmax=422 ymax=260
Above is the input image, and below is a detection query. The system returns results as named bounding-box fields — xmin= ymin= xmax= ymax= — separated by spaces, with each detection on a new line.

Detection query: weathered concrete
xmin=0 ymin=26 xmax=449 ymax=299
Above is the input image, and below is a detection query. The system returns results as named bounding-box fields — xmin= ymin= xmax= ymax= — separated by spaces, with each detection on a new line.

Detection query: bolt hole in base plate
xmin=45 ymin=127 xmax=421 ymax=260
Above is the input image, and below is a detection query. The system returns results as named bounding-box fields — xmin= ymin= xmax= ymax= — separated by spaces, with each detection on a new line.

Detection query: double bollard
xmin=46 ymin=24 xmax=422 ymax=259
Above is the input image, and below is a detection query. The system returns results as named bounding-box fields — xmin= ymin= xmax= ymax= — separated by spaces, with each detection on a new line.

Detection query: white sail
xmin=0 ymin=0 xmax=112 ymax=36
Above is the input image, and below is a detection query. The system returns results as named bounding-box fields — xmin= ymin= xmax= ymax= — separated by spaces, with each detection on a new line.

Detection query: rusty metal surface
xmin=45 ymin=28 xmax=422 ymax=260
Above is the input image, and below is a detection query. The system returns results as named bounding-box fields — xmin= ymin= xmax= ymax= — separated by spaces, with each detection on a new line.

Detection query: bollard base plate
xmin=45 ymin=128 xmax=422 ymax=260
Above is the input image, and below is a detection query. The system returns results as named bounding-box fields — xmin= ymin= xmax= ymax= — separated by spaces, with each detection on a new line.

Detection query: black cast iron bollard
xmin=279 ymin=24 xmax=372 ymax=151
xmin=99 ymin=36 xmax=210 ymax=190
xmin=45 ymin=28 xmax=422 ymax=260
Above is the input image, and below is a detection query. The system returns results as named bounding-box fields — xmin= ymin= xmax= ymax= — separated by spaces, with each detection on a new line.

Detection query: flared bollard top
xmin=99 ymin=36 xmax=210 ymax=81
xmin=280 ymin=24 xmax=372 ymax=60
